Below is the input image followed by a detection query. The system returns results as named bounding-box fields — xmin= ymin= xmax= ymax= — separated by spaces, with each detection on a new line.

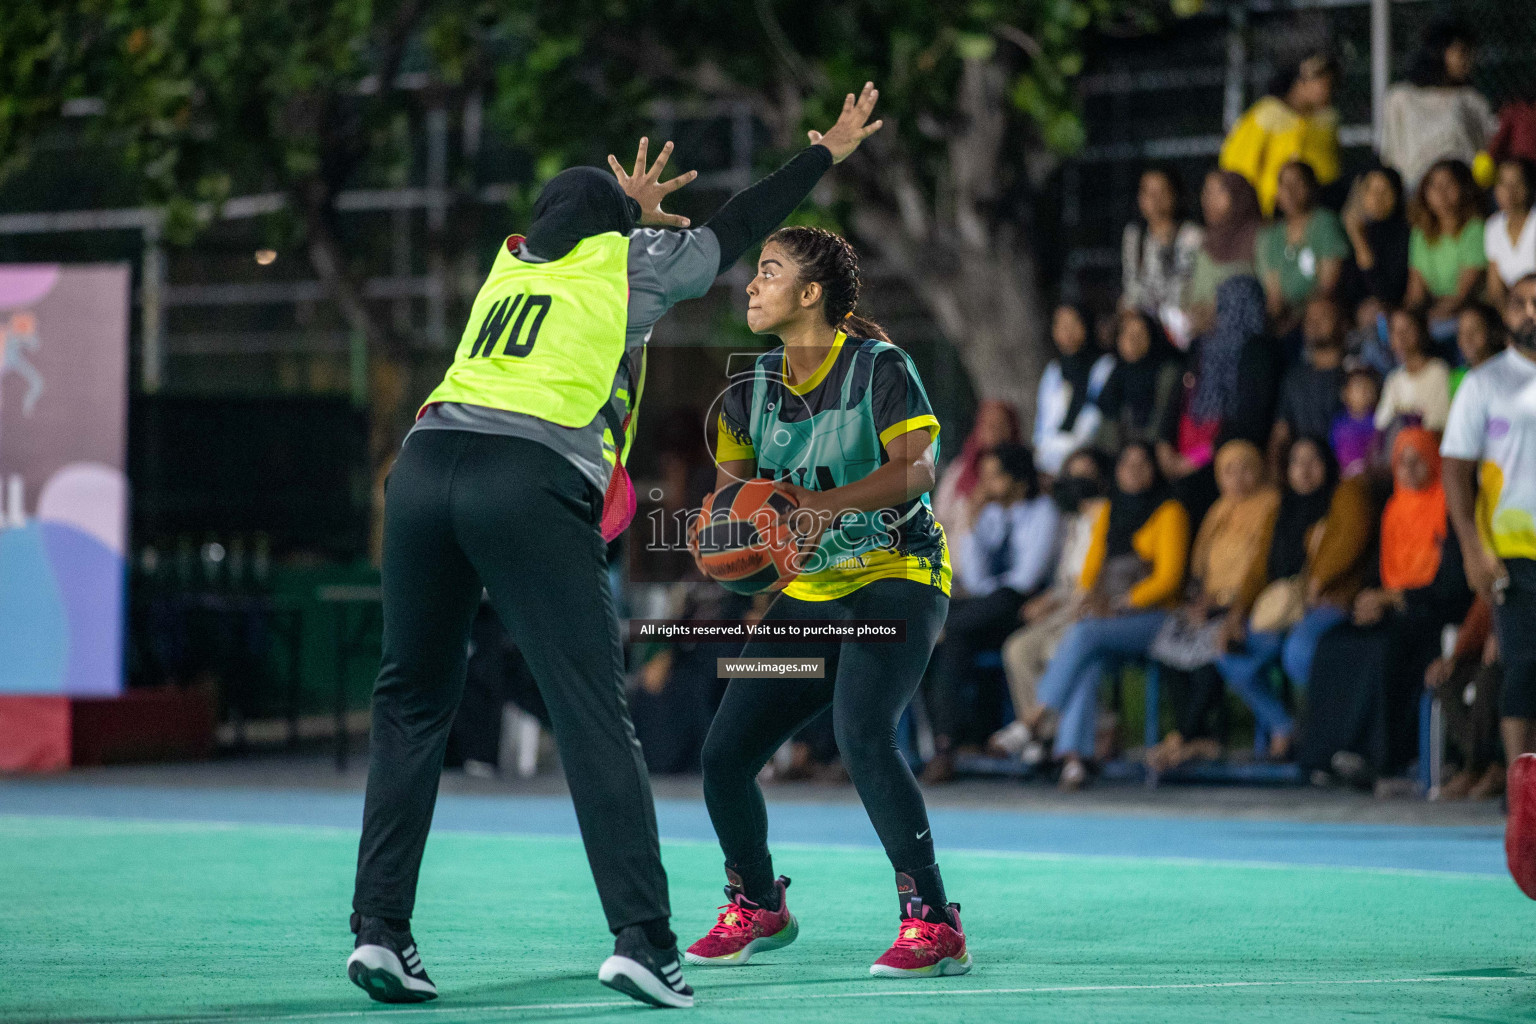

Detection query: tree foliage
xmin=0 ymin=0 xmax=1163 ymax=544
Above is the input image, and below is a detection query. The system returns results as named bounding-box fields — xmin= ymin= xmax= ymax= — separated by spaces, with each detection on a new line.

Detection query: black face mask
xmin=524 ymin=166 xmax=641 ymax=261
xmin=1052 ymin=476 xmax=1102 ymax=514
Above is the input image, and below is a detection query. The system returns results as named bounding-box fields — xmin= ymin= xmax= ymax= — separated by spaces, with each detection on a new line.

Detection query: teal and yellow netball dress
xmin=717 ymin=329 xmax=950 ymax=600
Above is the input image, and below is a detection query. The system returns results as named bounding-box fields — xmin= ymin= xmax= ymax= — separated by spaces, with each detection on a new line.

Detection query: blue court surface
xmin=0 ymin=779 xmax=1510 ymax=876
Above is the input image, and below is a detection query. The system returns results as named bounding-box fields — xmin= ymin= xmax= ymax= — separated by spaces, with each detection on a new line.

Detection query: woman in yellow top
xmin=1022 ymin=441 xmax=1190 ymax=788
xmin=1220 ymin=53 xmax=1342 ymax=216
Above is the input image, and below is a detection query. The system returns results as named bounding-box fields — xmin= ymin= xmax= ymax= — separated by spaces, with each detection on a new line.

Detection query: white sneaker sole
xmin=346 ymin=945 xmax=438 ymax=1002
xmin=684 ymin=913 xmax=800 ymax=966
xmin=869 ymin=951 xmax=973 ymax=978
xmin=598 ymin=954 xmax=695 ymax=1008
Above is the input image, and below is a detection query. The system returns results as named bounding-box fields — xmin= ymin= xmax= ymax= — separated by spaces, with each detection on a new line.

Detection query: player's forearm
xmin=815 ymin=456 xmax=935 ymax=516
xmin=705 ymin=146 xmax=834 ymax=272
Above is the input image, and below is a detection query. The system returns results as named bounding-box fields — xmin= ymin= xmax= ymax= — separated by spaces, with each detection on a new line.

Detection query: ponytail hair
xmin=765 ymin=225 xmax=891 ymax=342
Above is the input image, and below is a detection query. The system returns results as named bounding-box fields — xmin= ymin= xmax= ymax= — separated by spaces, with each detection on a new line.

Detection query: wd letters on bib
xmin=413 ymin=165 xmax=716 ymax=540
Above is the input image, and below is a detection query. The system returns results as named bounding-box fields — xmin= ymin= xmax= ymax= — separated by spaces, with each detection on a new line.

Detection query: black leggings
xmin=352 ymin=430 xmax=669 ymax=934
xmin=701 ymin=579 xmax=948 ymax=884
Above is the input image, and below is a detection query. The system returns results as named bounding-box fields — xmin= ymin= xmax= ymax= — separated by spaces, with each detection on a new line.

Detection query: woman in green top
xmin=1185 ymin=169 xmax=1263 ymax=337
xmin=1256 ymin=160 xmax=1350 ymax=335
xmin=1406 ymin=157 xmax=1488 ymax=340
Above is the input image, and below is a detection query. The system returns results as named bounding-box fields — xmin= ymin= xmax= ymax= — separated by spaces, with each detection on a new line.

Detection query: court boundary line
xmin=0 ymin=813 xmax=1509 ymax=883
xmin=29 ymin=975 xmax=1526 ymax=1024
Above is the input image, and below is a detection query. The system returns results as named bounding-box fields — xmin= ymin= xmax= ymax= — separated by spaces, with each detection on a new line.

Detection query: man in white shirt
xmin=1443 ymin=272 xmax=1536 ymax=760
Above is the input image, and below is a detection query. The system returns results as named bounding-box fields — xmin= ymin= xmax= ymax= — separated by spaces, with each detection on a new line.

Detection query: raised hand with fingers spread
xmin=608 ymin=138 xmax=698 ymax=228
xmin=807 ymin=82 xmax=883 ymax=164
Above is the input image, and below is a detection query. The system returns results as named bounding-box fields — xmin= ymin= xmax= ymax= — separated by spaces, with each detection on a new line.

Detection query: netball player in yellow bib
xmin=347 ymin=86 xmax=884 ymax=1009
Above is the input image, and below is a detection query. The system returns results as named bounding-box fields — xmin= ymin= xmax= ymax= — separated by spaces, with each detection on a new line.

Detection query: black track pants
xmin=700 ymin=579 xmax=949 ymax=875
xmin=352 ymin=430 xmax=669 ymax=931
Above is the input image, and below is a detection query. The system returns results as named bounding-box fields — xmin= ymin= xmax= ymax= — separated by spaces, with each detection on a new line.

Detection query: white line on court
xmin=68 ymin=976 xmax=1527 ymax=1024
xmin=0 ymin=814 xmax=1509 ymax=883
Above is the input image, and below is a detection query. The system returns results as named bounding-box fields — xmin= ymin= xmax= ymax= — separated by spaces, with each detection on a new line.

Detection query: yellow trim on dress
xmin=879 ymin=414 xmax=941 ymax=449
xmin=715 ymin=412 xmax=756 ymax=462
xmin=784 ymin=331 xmax=846 ymax=395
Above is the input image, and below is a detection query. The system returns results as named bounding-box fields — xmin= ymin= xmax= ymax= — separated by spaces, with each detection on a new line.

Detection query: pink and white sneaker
xmin=870 ymin=897 xmax=972 ymax=978
xmin=684 ymin=874 xmax=798 ymax=966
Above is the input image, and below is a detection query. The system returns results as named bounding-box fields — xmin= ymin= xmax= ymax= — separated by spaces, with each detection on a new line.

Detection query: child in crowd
xmin=1333 ymin=367 xmax=1382 ymax=478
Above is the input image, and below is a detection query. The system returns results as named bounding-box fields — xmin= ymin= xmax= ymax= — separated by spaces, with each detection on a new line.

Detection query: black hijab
xmin=1056 ymin=305 xmax=1101 ymax=432
xmin=1097 ymin=311 xmax=1179 ymax=430
xmin=523 ymin=167 xmax=640 ymax=260
xmin=1360 ymin=166 xmax=1410 ymax=306
xmin=1267 ymin=436 xmax=1339 ymax=581
xmin=1106 ymin=441 xmax=1172 ymax=558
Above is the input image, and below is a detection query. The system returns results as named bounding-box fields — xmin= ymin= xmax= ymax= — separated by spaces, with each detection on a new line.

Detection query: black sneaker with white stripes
xmin=346 ymin=913 xmax=438 ymax=1003
xmin=598 ymin=924 xmax=695 ymax=1008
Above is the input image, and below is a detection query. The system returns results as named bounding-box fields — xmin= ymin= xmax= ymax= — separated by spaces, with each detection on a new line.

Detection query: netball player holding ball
xmin=686 ymin=226 xmax=969 ymax=977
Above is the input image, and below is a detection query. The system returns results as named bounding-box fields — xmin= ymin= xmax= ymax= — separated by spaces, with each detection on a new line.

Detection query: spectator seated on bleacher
xmin=1381 ymin=19 xmax=1495 ymax=195
xmin=1270 ymin=297 xmax=1347 ymax=471
xmin=1021 ymin=441 xmax=1190 ymax=790
xmin=1184 ymin=171 xmax=1263 ymax=339
xmin=1120 ymin=165 xmax=1203 ymax=348
xmin=932 ymin=399 xmax=1021 ymax=596
xmin=1094 ymin=310 xmax=1182 ymax=456
xmin=1159 ymin=274 xmax=1280 ymax=527
xmin=1451 ymin=302 xmax=1506 ymax=398
xmin=922 ymin=443 xmax=1060 ymax=783
xmin=1257 ymin=160 xmax=1349 ymax=340
xmin=1212 ymin=436 xmax=1375 ymax=762
xmin=1376 ymin=308 xmax=1452 ymax=436
xmin=986 ymin=448 xmax=1112 ymax=763
xmin=1142 ymin=440 xmax=1280 ymax=772
xmin=1405 ymin=158 xmax=1487 ymax=343
xmin=1424 ymin=595 xmax=1504 ymax=800
xmin=1342 ymin=165 xmax=1411 ymax=346
xmin=1484 ymin=158 xmax=1536 ymax=310
xmin=1303 ymin=428 xmax=1473 ymax=791
xmin=1034 ymin=305 xmax=1115 ymax=477
xmin=1333 ymin=366 xmax=1383 ymax=479
xmin=1219 ymin=52 xmax=1340 ymax=217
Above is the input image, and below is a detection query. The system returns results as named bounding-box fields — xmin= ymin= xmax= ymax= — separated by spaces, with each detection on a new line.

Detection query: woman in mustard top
xmin=1022 ymin=441 xmax=1190 ymax=788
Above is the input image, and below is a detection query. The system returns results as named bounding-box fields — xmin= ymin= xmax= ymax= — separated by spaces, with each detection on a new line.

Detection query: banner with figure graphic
xmin=0 ymin=264 xmax=130 ymax=695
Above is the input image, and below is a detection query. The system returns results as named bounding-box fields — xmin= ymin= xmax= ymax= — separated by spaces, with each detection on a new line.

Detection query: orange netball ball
xmin=688 ymin=479 xmax=803 ymax=595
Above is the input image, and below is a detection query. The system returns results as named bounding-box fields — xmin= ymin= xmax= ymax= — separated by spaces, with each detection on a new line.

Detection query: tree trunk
xmin=848 ymin=55 xmax=1051 ymax=430
xmin=855 ymin=211 xmax=1046 ymax=426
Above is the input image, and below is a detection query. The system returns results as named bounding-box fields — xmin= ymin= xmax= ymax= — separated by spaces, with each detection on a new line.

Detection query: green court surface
xmin=3 ymin=814 xmax=1534 ymax=1023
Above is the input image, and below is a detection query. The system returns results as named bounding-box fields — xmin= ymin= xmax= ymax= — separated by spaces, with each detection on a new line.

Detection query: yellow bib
xmin=423 ymin=232 xmax=629 ymax=427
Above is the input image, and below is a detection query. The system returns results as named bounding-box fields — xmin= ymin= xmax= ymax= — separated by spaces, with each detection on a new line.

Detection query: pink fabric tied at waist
xmin=600 ymin=461 xmax=637 ymax=542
